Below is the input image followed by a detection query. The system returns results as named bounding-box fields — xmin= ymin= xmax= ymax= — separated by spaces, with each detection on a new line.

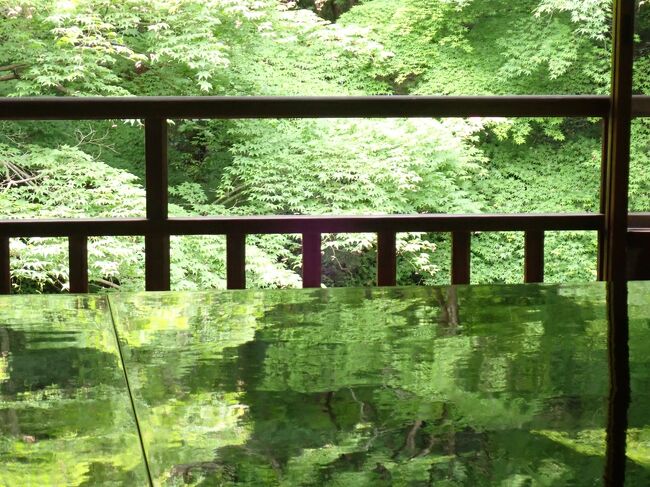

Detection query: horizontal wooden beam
xmin=632 ymin=95 xmax=650 ymax=116
xmin=0 ymin=95 xmax=610 ymax=120
xmin=0 ymin=213 xmax=604 ymax=237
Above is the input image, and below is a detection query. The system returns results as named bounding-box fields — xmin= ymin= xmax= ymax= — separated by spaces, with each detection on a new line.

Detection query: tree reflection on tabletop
xmin=0 ymin=295 xmax=148 ymax=486
xmin=111 ymin=284 xmax=650 ymax=486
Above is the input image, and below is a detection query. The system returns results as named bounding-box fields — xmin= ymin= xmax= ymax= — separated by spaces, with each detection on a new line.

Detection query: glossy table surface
xmin=1 ymin=283 xmax=650 ymax=486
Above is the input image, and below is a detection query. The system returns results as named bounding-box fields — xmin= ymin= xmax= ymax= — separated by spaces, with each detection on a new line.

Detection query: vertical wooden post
xmin=524 ymin=230 xmax=544 ymax=283
xmin=0 ymin=237 xmax=10 ymax=294
xmin=302 ymin=232 xmax=321 ymax=288
xmin=144 ymin=117 xmax=170 ymax=291
xmin=68 ymin=235 xmax=89 ymax=293
xmin=226 ymin=233 xmax=246 ymax=289
xmin=377 ymin=231 xmax=397 ymax=286
xmin=598 ymin=117 xmax=610 ymax=281
xmin=451 ymin=231 xmax=470 ymax=285
xmin=603 ymin=2 xmax=634 ymax=283
xmin=603 ymin=1 xmax=634 ymax=485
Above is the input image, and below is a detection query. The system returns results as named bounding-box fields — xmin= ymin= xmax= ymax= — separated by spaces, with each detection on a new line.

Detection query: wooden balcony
xmin=0 ymin=94 xmax=647 ymax=293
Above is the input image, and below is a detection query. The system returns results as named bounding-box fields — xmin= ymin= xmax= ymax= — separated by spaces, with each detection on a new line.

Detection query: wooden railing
xmin=0 ymin=94 xmax=646 ymax=293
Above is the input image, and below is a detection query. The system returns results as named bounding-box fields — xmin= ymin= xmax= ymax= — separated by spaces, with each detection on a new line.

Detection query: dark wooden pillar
xmin=451 ymin=231 xmax=470 ymax=285
xmin=603 ymin=1 xmax=634 ymax=485
xmin=377 ymin=231 xmax=397 ymax=286
xmin=226 ymin=233 xmax=246 ymax=289
xmin=0 ymin=238 xmax=9 ymax=294
xmin=302 ymin=232 xmax=321 ymax=288
xmin=524 ymin=230 xmax=544 ymax=283
xmin=68 ymin=236 xmax=89 ymax=293
xmin=144 ymin=118 xmax=170 ymax=291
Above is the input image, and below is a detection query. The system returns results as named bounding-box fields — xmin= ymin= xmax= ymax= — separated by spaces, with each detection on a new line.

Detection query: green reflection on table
xmin=110 ymin=283 xmax=650 ymax=486
xmin=0 ymin=295 xmax=149 ymax=486
xmin=626 ymin=282 xmax=650 ymax=478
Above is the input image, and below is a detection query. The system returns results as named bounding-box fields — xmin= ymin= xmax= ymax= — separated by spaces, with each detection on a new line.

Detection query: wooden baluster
xmin=0 ymin=237 xmax=10 ymax=294
xmin=144 ymin=117 xmax=170 ymax=291
xmin=226 ymin=233 xmax=246 ymax=289
xmin=524 ymin=230 xmax=544 ymax=283
xmin=69 ymin=235 xmax=89 ymax=293
xmin=451 ymin=231 xmax=471 ymax=285
xmin=377 ymin=231 xmax=397 ymax=286
xmin=302 ymin=232 xmax=321 ymax=288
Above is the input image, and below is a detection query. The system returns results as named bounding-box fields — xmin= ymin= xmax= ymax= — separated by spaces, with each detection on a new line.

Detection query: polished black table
xmin=1 ymin=283 xmax=649 ymax=485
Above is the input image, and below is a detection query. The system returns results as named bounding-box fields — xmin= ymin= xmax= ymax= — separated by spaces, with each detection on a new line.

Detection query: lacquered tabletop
xmin=1 ymin=283 xmax=649 ymax=486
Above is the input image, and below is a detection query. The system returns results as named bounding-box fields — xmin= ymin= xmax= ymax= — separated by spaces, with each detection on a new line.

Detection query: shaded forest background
xmin=2 ymin=0 xmax=650 ymax=292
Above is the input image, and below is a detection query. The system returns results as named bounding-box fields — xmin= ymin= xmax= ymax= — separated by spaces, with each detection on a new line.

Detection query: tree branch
xmin=0 ymin=64 xmax=26 ymax=72
xmin=54 ymin=84 xmax=70 ymax=95
xmin=391 ymin=419 xmax=423 ymax=459
xmin=0 ymin=63 xmax=27 ymax=82
xmin=92 ymin=278 xmax=121 ymax=289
